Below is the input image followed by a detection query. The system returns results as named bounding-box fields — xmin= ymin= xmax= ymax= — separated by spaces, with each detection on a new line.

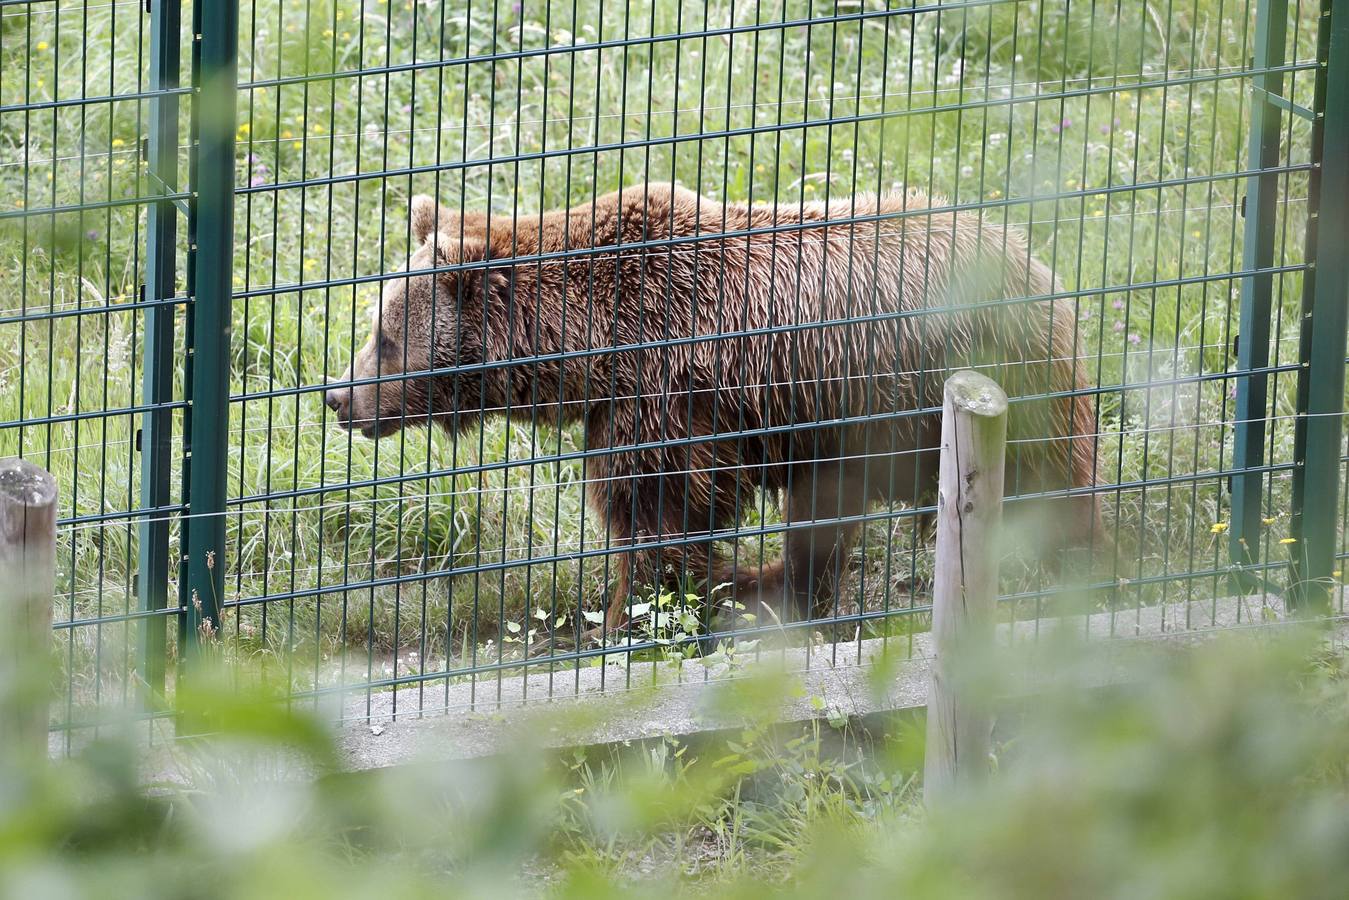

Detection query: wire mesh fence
xmin=1 ymin=0 xmax=1345 ymax=743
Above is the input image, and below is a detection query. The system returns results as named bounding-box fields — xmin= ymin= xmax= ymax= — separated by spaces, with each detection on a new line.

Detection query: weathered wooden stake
xmin=0 ymin=458 xmax=57 ymax=761
xmin=924 ymin=370 xmax=1007 ymax=805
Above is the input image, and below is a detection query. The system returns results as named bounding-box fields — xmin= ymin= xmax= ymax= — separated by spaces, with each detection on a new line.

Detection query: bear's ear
xmin=425 ymin=230 xmax=487 ymax=265
xmin=427 ymin=231 xmax=508 ymax=309
xmin=423 ymin=226 xmax=504 ymax=300
xmin=411 ymin=194 xmax=451 ymax=244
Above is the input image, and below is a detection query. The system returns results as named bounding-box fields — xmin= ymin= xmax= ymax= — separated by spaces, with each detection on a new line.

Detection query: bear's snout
xmin=324 ymin=385 xmax=349 ymax=420
xmin=324 ymin=376 xmax=400 ymax=439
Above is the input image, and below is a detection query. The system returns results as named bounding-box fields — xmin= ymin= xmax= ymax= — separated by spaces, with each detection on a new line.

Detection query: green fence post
xmin=138 ymin=0 xmax=181 ymax=701
xmin=1229 ymin=0 xmax=1288 ymax=581
xmin=182 ymin=0 xmax=237 ymax=657
xmin=1290 ymin=0 xmax=1349 ymax=613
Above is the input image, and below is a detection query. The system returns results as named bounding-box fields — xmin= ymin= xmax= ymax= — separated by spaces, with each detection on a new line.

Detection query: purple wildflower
xmin=1128 ymin=333 xmax=1141 ymax=345
xmin=1113 ymin=320 xmax=1125 ymax=332
xmin=1112 ymin=298 xmax=1125 ymax=310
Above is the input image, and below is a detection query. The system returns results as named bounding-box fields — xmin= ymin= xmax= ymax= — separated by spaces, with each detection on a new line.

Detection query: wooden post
xmin=0 ymin=458 xmax=57 ymax=761
xmin=924 ymin=370 xmax=1007 ymax=804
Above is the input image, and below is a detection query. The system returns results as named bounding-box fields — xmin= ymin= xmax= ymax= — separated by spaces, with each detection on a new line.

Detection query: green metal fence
xmin=1 ymin=0 xmax=1345 ymax=742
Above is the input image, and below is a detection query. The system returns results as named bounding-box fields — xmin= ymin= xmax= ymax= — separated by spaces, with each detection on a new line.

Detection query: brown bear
xmin=326 ymin=183 xmax=1098 ymax=633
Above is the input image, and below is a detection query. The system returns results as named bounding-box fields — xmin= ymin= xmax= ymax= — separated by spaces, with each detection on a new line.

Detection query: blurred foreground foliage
xmin=3 ymin=630 xmax=1349 ymax=899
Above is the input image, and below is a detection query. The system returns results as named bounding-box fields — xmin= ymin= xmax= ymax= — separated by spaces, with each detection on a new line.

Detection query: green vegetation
xmin=4 ymin=633 xmax=1349 ymax=897
xmin=0 ymin=0 xmax=1327 ymax=716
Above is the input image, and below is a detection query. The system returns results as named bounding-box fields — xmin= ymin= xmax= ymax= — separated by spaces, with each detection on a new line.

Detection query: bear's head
xmin=325 ymin=196 xmax=508 ymax=438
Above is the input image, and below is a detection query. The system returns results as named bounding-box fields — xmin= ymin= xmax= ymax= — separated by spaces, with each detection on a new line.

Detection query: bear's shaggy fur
xmin=327 ymin=184 xmax=1097 ymax=630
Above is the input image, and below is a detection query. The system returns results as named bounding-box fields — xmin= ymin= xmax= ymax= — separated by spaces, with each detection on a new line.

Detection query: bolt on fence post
xmin=0 ymin=459 xmax=57 ymax=763
xmin=924 ymin=371 xmax=1007 ymax=806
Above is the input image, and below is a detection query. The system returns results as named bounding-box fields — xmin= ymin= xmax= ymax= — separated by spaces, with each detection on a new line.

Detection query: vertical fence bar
xmin=182 ymin=0 xmax=238 ymax=655
xmin=138 ymin=0 xmax=182 ymax=697
xmin=1291 ymin=0 xmax=1349 ymax=612
xmin=1230 ymin=0 xmax=1288 ymax=576
xmin=925 ymin=371 xmax=1007 ymax=805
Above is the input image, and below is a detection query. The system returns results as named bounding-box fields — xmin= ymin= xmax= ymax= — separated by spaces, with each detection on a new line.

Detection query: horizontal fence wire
xmin=1 ymin=0 xmax=1342 ymax=739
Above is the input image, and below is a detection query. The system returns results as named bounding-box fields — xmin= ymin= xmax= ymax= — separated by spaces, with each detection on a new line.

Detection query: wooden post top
xmin=0 ymin=458 xmax=58 ymax=510
xmin=943 ymin=370 xmax=1009 ymax=418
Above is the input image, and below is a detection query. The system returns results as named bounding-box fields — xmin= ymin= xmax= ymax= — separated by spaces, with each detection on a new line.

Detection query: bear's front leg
xmin=603 ymin=547 xmax=636 ymax=631
xmin=583 ymin=480 xmax=647 ymax=633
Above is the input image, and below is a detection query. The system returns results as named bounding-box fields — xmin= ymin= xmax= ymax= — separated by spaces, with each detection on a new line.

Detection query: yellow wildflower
xmin=1209 ymin=522 xmax=1228 ymax=535
xmin=1279 ymin=537 xmax=1297 ymax=545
